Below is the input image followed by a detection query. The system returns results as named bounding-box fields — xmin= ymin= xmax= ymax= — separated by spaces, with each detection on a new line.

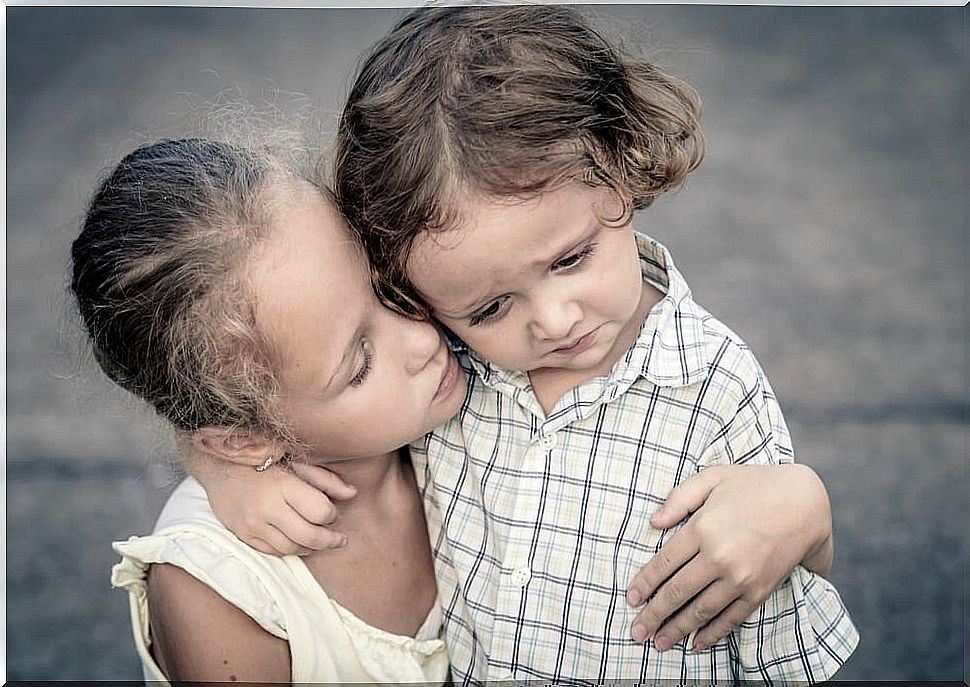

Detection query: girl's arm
xmin=146 ymin=563 xmax=290 ymax=683
xmin=626 ymin=463 xmax=834 ymax=651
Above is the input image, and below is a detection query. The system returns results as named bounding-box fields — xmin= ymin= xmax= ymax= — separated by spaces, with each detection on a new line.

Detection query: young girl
xmin=73 ymin=138 xmax=461 ymax=682
xmin=199 ymin=6 xmax=856 ymax=684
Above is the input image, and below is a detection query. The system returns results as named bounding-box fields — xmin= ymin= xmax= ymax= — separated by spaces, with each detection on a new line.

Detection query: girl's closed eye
xmin=469 ymin=295 xmax=511 ymax=327
xmin=552 ymin=243 xmax=597 ymax=272
xmin=348 ymin=339 xmax=373 ymax=387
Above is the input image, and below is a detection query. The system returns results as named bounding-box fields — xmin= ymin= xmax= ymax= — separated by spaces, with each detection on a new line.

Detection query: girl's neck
xmin=308 ymin=448 xmax=412 ymax=519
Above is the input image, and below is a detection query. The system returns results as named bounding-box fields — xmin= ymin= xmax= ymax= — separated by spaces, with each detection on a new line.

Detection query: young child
xmin=333 ymin=6 xmax=858 ymax=683
xmin=73 ymin=138 xmax=464 ymax=683
xmin=199 ymin=6 xmax=857 ymax=684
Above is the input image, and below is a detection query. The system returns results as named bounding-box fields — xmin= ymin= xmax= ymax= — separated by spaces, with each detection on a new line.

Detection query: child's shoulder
xmin=691 ymin=303 xmax=774 ymax=399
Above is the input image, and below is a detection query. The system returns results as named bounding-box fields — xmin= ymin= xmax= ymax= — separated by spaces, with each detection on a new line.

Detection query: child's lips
xmin=551 ymin=327 xmax=599 ymax=355
xmin=433 ymin=350 xmax=459 ymax=401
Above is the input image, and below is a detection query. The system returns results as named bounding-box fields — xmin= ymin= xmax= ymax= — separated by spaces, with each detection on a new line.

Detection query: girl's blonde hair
xmin=71 ymin=138 xmax=306 ymax=446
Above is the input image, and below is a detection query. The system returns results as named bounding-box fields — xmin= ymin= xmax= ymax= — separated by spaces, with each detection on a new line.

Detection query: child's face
xmin=408 ymin=184 xmax=647 ymax=375
xmin=251 ymin=183 xmax=465 ymax=462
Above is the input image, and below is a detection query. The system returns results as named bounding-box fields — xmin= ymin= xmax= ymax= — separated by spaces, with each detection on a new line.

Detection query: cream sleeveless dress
xmin=111 ymin=477 xmax=449 ymax=684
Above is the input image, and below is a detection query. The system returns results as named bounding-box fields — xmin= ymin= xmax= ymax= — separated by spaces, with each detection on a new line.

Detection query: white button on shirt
xmin=508 ymin=567 xmax=531 ymax=587
xmin=538 ymin=433 xmax=557 ymax=450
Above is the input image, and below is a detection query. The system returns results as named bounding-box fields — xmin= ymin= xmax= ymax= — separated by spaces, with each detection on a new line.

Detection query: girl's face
xmin=250 ymin=182 xmax=465 ymax=463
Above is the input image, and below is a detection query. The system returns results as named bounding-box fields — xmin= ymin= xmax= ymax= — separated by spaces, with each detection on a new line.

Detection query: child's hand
xmin=626 ymin=463 xmax=833 ymax=652
xmin=194 ymin=459 xmax=357 ymax=556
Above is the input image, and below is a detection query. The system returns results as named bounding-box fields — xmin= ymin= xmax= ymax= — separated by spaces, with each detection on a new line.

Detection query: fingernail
xmin=693 ymin=639 xmax=709 ymax=652
xmin=631 ymin=623 xmax=647 ymax=643
xmin=338 ymin=535 xmax=349 ymax=548
xmin=654 ymin=504 xmax=666 ymax=517
xmin=654 ymin=634 xmax=673 ymax=652
xmin=626 ymin=589 xmax=642 ymax=606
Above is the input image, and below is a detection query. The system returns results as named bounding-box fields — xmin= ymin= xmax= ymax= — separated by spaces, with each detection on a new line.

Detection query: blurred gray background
xmin=6 ymin=5 xmax=966 ymax=681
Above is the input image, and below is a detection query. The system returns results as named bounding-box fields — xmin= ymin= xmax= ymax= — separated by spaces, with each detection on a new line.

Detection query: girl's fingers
xmin=289 ymin=461 xmax=357 ymax=501
xmin=629 ymin=552 xmax=710 ymax=644
xmin=691 ymin=597 xmax=756 ymax=652
xmin=627 ymin=524 xmax=700 ymax=608
xmin=650 ymin=465 xmax=729 ymax=529
xmin=650 ymin=580 xmax=737 ymax=651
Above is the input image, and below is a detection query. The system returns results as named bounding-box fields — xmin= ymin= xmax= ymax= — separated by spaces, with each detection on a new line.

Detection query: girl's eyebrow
xmin=323 ymin=322 xmax=365 ymax=392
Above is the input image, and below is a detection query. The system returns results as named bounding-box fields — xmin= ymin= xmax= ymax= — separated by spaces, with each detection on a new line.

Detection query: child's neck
xmin=529 ymin=280 xmax=662 ymax=415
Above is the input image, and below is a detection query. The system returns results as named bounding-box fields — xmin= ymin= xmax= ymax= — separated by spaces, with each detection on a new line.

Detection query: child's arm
xmin=625 ymin=463 xmax=833 ymax=651
xmin=182 ymin=446 xmax=356 ymax=555
xmin=146 ymin=562 xmax=291 ymax=682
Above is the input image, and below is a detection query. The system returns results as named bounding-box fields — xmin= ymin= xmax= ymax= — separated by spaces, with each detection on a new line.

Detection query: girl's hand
xmin=191 ymin=458 xmax=357 ymax=556
xmin=626 ymin=463 xmax=833 ymax=652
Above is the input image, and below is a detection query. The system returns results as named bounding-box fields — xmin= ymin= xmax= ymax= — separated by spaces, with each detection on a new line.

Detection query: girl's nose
xmin=398 ymin=316 xmax=443 ymax=375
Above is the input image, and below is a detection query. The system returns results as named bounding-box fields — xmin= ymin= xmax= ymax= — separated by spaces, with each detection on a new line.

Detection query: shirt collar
xmin=627 ymin=232 xmax=709 ymax=387
xmin=451 ymin=232 xmax=710 ymax=390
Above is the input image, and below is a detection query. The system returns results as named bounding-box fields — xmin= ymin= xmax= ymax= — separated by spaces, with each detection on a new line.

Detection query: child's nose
xmin=530 ymin=296 xmax=581 ymax=342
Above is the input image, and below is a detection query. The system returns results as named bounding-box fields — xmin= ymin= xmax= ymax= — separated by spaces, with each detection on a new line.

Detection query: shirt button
xmin=510 ymin=566 xmax=532 ymax=587
xmin=539 ymin=433 xmax=558 ymax=450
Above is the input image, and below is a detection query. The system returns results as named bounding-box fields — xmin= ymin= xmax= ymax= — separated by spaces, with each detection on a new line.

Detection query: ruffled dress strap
xmin=111 ymin=477 xmax=449 ymax=684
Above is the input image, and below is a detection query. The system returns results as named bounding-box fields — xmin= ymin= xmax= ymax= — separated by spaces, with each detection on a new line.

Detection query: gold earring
xmin=254 ymin=455 xmax=275 ymax=473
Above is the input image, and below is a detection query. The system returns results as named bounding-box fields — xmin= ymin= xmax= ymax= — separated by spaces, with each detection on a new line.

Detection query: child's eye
xmin=552 ymin=243 xmax=597 ymax=272
xmin=348 ymin=339 xmax=373 ymax=387
xmin=469 ymin=296 xmax=511 ymax=327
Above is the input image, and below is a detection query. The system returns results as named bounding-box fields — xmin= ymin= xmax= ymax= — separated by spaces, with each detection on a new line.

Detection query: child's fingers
xmin=650 ymin=466 xmax=728 ymax=529
xmin=270 ymin=507 xmax=348 ymax=551
xmin=691 ymin=598 xmax=754 ymax=652
xmin=247 ymin=531 xmax=312 ymax=558
xmin=650 ymin=580 xmax=737 ymax=651
xmin=281 ymin=484 xmax=338 ymax=526
xmin=628 ymin=552 xmax=710 ymax=644
xmin=626 ymin=526 xmax=699 ymax=608
xmin=244 ymin=536 xmax=281 ymax=556
xmin=289 ymin=461 xmax=357 ymax=501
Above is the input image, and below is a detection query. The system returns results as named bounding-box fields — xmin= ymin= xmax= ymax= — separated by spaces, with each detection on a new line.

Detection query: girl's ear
xmin=191 ymin=426 xmax=280 ymax=469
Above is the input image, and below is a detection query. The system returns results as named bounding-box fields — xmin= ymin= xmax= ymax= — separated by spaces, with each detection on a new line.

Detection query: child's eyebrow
xmin=436 ymin=291 xmax=500 ymax=319
xmin=435 ymin=223 xmax=602 ymax=319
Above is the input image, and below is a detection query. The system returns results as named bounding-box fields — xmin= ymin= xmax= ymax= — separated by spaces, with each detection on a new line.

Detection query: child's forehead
xmin=407 ymin=185 xmax=608 ymax=284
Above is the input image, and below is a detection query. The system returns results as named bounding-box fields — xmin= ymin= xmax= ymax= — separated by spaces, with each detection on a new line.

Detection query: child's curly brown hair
xmin=334 ymin=5 xmax=705 ymax=318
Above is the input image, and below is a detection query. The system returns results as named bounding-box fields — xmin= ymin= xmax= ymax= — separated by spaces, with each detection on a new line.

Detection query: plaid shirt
xmin=412 ymin=234 xmax=858 ymax=684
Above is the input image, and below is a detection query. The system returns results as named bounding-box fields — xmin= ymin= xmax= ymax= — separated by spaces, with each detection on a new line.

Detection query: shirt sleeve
xmin=699 ymin=337 xmax=859 ymax=682
xmin=701 ymin=336 xmax=794 ymax=468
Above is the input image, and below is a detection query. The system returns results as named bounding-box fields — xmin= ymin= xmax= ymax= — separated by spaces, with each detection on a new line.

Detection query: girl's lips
xmin=433 ymin=350 xmax=459 ymax=401
xmin=552 ymin=327 xmax=599 ymax=355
